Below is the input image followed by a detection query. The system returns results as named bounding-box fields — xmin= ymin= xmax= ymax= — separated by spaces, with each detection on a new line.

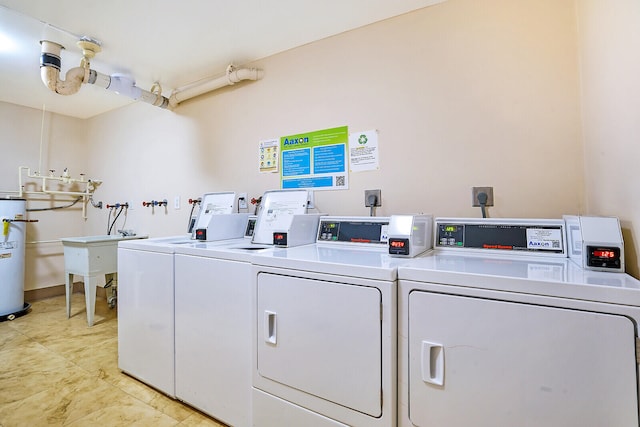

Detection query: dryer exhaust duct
xmin=39 ymin=39 xmax=263 ymax=110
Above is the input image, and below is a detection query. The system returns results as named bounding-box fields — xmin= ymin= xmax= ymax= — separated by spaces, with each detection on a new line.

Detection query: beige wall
xmin=0 ymin=102 xmax=88 ymax=290
xmin=10 ymin=0 xmax=638 ymax=290
xmin=577 ymin=0 xmax=640 ymax=277
xmin=85 ymin=0 xmax=583 ymax=236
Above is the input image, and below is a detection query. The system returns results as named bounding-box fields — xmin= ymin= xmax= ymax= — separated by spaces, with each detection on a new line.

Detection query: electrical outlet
xmin=174 ymin=196 xmax=181 ymax=210
xmin=472 ymin=186 xmax=494 ymax=207
xmin=238 ymin=193 xmax=248 ymax=209
xmin=364 ymin=189 xmax=382 ymax=207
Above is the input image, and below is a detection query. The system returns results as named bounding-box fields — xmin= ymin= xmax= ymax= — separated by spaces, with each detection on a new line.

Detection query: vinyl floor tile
xmin=0 ymin=293 xmax=227 ymax=427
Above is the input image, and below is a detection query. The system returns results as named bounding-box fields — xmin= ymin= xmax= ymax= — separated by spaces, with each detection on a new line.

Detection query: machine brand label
xmin=0 ymin=252 xmax=12 ymax=259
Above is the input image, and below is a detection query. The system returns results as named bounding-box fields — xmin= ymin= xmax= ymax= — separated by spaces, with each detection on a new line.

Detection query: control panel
xmin=564 ymin=215 xmax=624 ymax=272
xmin=435 ymin=218 xmax=567 ymax=257
xmin=317 ymin=217 xmax=389 ymax=246
xmin=388 ymin=214 xmax=432 ymax=257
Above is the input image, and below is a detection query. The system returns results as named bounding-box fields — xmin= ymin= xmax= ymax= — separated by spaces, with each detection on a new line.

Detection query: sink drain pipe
xmin=40 ymin=39 xmax=169 ymax=109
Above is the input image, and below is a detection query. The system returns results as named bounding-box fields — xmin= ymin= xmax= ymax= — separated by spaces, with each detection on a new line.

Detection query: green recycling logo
xmin=358 ymin=134 xmax=368 ymax=145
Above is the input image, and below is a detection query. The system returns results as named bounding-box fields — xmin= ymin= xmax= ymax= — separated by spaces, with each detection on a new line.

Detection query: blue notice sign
xmin=314 ymin=145 xmax=345 ymax=174
xmin=282 ymin=149 xmax=311 ymax=177
xmin=282 ymin=177 xmax=334 ymax=189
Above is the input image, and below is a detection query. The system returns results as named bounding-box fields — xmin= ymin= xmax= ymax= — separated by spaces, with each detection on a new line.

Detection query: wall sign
xmin=349 ymin=129 xmax=379 ymax=172
xmin=280 ymin=126 xmax=349 ymax=190
xmin=259 ymin=138 xmax=279 ymax=173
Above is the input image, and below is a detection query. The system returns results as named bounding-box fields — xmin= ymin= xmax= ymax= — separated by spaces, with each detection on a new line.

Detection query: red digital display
xmin=274 ymin=234 xmax=285 ymax=240
xmin=592 ymin=250 xmax=616 ymax=259
xmin=390 ymin=240 xmax=406 ymax=248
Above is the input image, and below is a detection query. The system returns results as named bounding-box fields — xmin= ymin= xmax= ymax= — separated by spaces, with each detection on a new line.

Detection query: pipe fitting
xmin=39 ymin=39 xmax=169 ymax=109
xmin=40 ymin=40 xmax=86 ymax=95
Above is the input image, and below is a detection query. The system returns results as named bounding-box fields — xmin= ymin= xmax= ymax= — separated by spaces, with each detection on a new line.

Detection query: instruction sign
xmin=280 ymin=126 xmax=349 ymax=190
xmin=349 ymin=129 xmax=379 ymax=172
xmin=259 ymin=138 xmax=279 ymax=173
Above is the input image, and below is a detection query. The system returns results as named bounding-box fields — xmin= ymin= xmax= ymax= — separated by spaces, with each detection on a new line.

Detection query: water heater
xmin=1 ymin=198 xmax=27 ymax=319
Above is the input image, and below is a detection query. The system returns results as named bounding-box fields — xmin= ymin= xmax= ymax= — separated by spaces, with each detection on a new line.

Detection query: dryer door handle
xmin=264 ymin=310 xmax=277 ymax=345
xmin=421 ymin=340 xmax=444 ymax=386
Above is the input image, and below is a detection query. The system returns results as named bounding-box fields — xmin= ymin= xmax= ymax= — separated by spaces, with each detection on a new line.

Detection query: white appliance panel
xmin=253 ymin=389 xmax=349 ymax=427
xmin=407 ymin=290 xmax=639 ymax=427
xmin=256 ymin=272 xmax=382 ymax=417
xmin=117 ymin=248 xmax=175 ymax=396
xmin=174 ymin=254 xmax=252 ymax=427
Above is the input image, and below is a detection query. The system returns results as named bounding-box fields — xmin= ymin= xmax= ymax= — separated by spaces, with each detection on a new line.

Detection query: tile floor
xmin=0 ymin=293 xmax=228 ymax=427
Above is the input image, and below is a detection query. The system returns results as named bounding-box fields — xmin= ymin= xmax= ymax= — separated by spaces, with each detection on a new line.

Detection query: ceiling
xmin=0 ymin=0 xmax=444 ymax=119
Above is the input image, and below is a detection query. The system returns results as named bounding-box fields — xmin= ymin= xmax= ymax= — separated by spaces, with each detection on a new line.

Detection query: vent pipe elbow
xmin=39 ymin=40 xmax=86 ymax=95
xmin=228 ymin=67 xmax=264 ymax=84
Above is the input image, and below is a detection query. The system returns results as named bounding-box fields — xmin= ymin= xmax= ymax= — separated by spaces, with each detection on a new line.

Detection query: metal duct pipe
xmin=39 ymin=39 xmax=169 ymax=109
xmin=40 ymin=40 xmax=87 ymax=96
xmin=168 ymin=64 xmax=264 ymax=108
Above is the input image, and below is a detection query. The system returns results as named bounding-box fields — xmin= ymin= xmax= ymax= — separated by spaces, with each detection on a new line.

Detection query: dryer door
xmin=408 ymin=291 xmax=639 ymax=427
xmin=256 ymin=272 xmax=382 ymax=417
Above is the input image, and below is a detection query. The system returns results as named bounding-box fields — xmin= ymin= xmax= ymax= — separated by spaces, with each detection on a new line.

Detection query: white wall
xmin=577 ymin=0 xmax=640 ymax=277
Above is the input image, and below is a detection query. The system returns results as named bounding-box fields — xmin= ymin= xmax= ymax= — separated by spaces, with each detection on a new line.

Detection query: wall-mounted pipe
xmin=39 ymin=40 xmax=169 ymax=109
xmin=168 ymin=64 xmax=264 ymax=108
xmin=17 ymin=166 xmax=101 ymax=218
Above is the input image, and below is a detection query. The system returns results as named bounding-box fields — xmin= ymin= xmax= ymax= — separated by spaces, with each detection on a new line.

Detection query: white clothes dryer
xmin=398 ymin=218 xmax=640 ymax=427
xmin=250 ymin=216 xmax=402 ymax=427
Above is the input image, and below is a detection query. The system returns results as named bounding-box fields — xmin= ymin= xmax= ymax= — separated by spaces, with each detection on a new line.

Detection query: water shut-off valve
xmin=106 ymin=202 xmax=129 ymax=209
xmin=2 ymin=218 xmax=39 ymax=236
xmin=142 ymin=199 xmax=168 ymax=207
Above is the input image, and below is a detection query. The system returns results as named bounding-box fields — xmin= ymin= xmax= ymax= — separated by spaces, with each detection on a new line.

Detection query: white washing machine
xmin=250 ymin=216 xmax=403 ymax=427
xmin=171 ymin=189 xmax=317 ymax=427
xmin=398 ymin=218 xmax=640 ymax=427
xmin=173 ymin=240 xmax=271 ymax=427
xmin=117 ymin=238 xmax=176 ymax=395
xmin=117 ymin=191 xmax=247 ymax=397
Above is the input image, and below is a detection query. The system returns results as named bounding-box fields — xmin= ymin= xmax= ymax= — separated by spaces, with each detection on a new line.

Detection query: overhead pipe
xmin=168 ymin=64 xmax=264 ymax=108
xmin=86 ymin=70 xmax=169 ymax=108
xmin=39 ymin=39 xmax=169 ymax=109
xmin=39 ymin=40 xmax=87 ymax=95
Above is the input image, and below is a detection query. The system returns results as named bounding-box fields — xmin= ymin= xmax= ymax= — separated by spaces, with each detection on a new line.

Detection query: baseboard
xmin=25 ymin=283 xmax=107 ymax=302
